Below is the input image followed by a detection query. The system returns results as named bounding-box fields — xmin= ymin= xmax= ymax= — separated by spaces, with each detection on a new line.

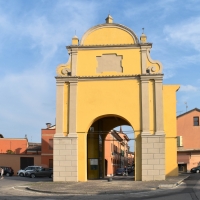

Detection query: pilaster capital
xmin=56 ymin=79 xmax=65 ymax=86
xmin=140 ymin=75 xmax=164 ymax=82
xmin=68 ymin=77 xmax=78 ymax=84
xmin=140 ymin=44 xmax=152 ymax=50
xmin=154 ymin=75 xmax=164 ymax=83
xmin=140 ymin=75 xmax=151 ymax=82
xmin=67 ymin=47 xmax=78 ymax=54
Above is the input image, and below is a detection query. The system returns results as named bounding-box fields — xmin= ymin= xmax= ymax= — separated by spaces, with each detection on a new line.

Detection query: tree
xmin=6 ymin=150 xmax=15 ymax=154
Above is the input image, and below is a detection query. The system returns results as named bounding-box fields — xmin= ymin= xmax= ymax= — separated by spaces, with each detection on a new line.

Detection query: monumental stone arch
xmin=54 ymin=15 xmax=180 ymax=182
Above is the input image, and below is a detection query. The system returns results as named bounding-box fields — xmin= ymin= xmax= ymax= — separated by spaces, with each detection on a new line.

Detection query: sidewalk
xmin=25 ymin=174 xmax=189 ymax=195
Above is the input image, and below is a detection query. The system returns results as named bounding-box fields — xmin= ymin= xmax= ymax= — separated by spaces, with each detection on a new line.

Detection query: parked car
xmin=191 ymin=166 xmax=200 ymax=173
xmin=127 ymin=167 xmax=132 ymax=174
xmin=115 ymin=168 xmax=126 ymax=176
xmin=25 ymin=167 xmax=53 ymax=178
xmin=0 ymin=166 xmax=14 ymax=176
xmin=17 ymin=166 xmax=42 ymax=177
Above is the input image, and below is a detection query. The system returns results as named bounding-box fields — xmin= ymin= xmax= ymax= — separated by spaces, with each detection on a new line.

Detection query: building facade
xmin=0 ymin=137 xmax=28 ymax=154
xmin=104 ymin=130 xmax=129 ymax=176
xmin=177 ymin=108 xmax=200 ymax=172
xmin=0 ymin=135 xmax=41 ymax=174
xmin=54 ymin=15 xmax=179 ymax=182
xmin=128 ymin=152 xmax=134 ymax=167
xmin=41 ymin=123 xmax=55 ymax=168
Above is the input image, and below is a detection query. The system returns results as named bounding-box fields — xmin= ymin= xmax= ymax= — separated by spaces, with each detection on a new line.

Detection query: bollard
xmin=108 ymin=177 xmax=112 ymax=182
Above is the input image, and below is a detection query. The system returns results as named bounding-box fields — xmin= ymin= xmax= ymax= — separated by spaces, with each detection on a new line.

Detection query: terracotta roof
xmin=111 ymin=130 xmax=123 ymax=142
xmin=27 ymin=143 xmax=41 ymax=152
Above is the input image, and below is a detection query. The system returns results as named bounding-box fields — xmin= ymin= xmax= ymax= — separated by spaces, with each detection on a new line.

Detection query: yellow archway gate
xmin=53 ymin=15 xmax=179 ymax=182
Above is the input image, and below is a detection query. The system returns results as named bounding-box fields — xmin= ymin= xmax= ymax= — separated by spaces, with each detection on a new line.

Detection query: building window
xmin=194 ymin=117 xmax=199 ymax=126
xmin=49 ymin=139 xmax=53 ymax=150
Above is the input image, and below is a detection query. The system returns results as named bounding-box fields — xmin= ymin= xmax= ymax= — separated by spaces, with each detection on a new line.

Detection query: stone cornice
xmin=66 ymin=43 xmax=152 ymax=50
xmin=55 ymin=74 xmax=163 ymax=82
xmin=140 ymin=74 xmax=164 ymax=81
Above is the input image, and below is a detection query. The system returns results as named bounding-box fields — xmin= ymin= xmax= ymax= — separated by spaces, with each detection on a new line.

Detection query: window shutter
xmin=177 ymin=136 xmax=183 ymax=147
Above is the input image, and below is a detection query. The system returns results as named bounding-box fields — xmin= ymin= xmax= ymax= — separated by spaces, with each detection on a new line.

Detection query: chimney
xmin=46 ymin=123 xmax=51 ymax=129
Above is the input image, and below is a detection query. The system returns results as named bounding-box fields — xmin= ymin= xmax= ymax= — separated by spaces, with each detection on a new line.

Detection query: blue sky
xmin=0 ymin=0 xmax=200 ymax=147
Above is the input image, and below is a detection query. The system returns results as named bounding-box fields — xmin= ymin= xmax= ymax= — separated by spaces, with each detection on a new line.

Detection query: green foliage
xmin=6 ymin=149 xmax=15 ymax=154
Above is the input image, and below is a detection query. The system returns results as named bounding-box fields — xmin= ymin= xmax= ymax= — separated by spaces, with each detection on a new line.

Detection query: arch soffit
xmin=80 ymin=23 xmax=139 ymax=45
xmin=86 ymin=114 xmax=134 ymax=134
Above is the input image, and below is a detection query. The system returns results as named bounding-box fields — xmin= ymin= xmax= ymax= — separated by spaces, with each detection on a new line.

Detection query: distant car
xmin=25 ymin=167 xmax=53 ymax=178
xmin=0 ymin=166 xmax=14 ymax=176
xmin=17 ymin=166 xmax=42 ymax=177
xmin=191 ymin=166 xmax=200 ymax=173
xmin=127 ymin=167 xmax=132 ymax=174
xmin=115 ymin=168 xmax=126 ymax=176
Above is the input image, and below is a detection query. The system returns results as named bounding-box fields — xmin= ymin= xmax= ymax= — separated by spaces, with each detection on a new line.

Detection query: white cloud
xmin=164 ymin=17 xmax=200 ymax=51
xmin=163 ymin=70 xmax=175 ymax=79
xmin=0 ymin=1 xmax=101 ymax=141
xmin=0 ymin=1 xmax=99 ymax=63
xmin=179 ymin=85 xmax=198 ymax=92
xmin=123 ymin=0 xmax=177 ymax=21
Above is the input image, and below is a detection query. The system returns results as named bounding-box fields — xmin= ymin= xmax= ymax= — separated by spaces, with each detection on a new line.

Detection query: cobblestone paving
xmin=25 ymin=174 xmax=189 ymax=195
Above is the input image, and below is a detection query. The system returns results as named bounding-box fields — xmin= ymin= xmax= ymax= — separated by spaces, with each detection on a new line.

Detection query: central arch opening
xmin=87 ymin=115 xmax=135 ymax=180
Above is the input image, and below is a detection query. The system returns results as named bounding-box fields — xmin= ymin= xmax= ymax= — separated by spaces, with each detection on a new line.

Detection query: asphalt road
xmin=0 ymin=174 xmax=200 ymax=200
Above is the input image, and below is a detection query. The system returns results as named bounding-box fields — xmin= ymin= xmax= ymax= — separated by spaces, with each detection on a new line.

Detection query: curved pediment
xmin=80 ymin=23 xmax=139 ymax=45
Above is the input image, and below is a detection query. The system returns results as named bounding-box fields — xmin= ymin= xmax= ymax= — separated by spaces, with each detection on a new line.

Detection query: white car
xmin=17 ymin=166 xmax=42 ymax=177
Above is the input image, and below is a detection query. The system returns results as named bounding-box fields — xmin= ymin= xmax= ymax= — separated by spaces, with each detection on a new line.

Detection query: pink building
xmin=128 ymin=152 xmax=134 ymax=166
xmin=104 ymin=130 xmax=129 ymax=176
xmin=177 ymin=108 xmax=200 ymax=172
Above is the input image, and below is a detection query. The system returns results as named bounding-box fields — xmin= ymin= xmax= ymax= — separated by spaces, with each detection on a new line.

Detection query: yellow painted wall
xmin=59 ymin=22 xmax=179 ymax=181
xmin=76 ymin=80 xmax=141 ymax=134
xmin=77 ymin=49 xmax=141 ymax=76
xmin=83 ymin=27 xmax=135 ymax=45
xmin=78 ymin=133 xmax=87 ymax=181
xmin=75 ymin=81 xmax=179 ymax=181
xmin=87 ymin=133 xmax=99 ymax=179
xmin=76 ymin=80 xmax=140 ymax=181
xmin=163 ymin=85 xmax=179 ymax=176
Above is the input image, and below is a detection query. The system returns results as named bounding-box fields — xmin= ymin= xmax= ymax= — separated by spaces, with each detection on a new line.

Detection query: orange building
xmin=177 ymin=108 xmax=200 ymax=172
xmin=104 ymin=130 xmax=129 ymax=176
xmin=41 ymin=123 xmax=55 ymax=168
xmin=0 ymin=134 xmax=42 ymax=174
xmin=128 ymin=152 xmax=134 ymax=166
xmin=0 ymin=134 xmax=28 ymax=154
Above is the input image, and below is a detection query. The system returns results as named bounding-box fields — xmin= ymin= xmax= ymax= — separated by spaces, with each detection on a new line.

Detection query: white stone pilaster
xmin=140 ymin=46 xmax=148 ymax=74
xmin=140 ymin=76 xmax=150 ymax=135
xmin=70 ymin=48 xmax=78 ymax=76
xmin=154 ymin=77 xmax=165 ymax=135
xmin=68 ymin=79 xmax=78 ymax=137
xmin=55 ymin=81 xmax=65 ymax=136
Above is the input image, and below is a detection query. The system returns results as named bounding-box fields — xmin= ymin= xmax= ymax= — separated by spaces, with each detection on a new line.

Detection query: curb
xmin=24 ymin=175 xmax=190 ymax=195
xmin=158 ymin=175 xmax=190 ymax=189
xmin=25 ymin=187 xmax=157 ymax=195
